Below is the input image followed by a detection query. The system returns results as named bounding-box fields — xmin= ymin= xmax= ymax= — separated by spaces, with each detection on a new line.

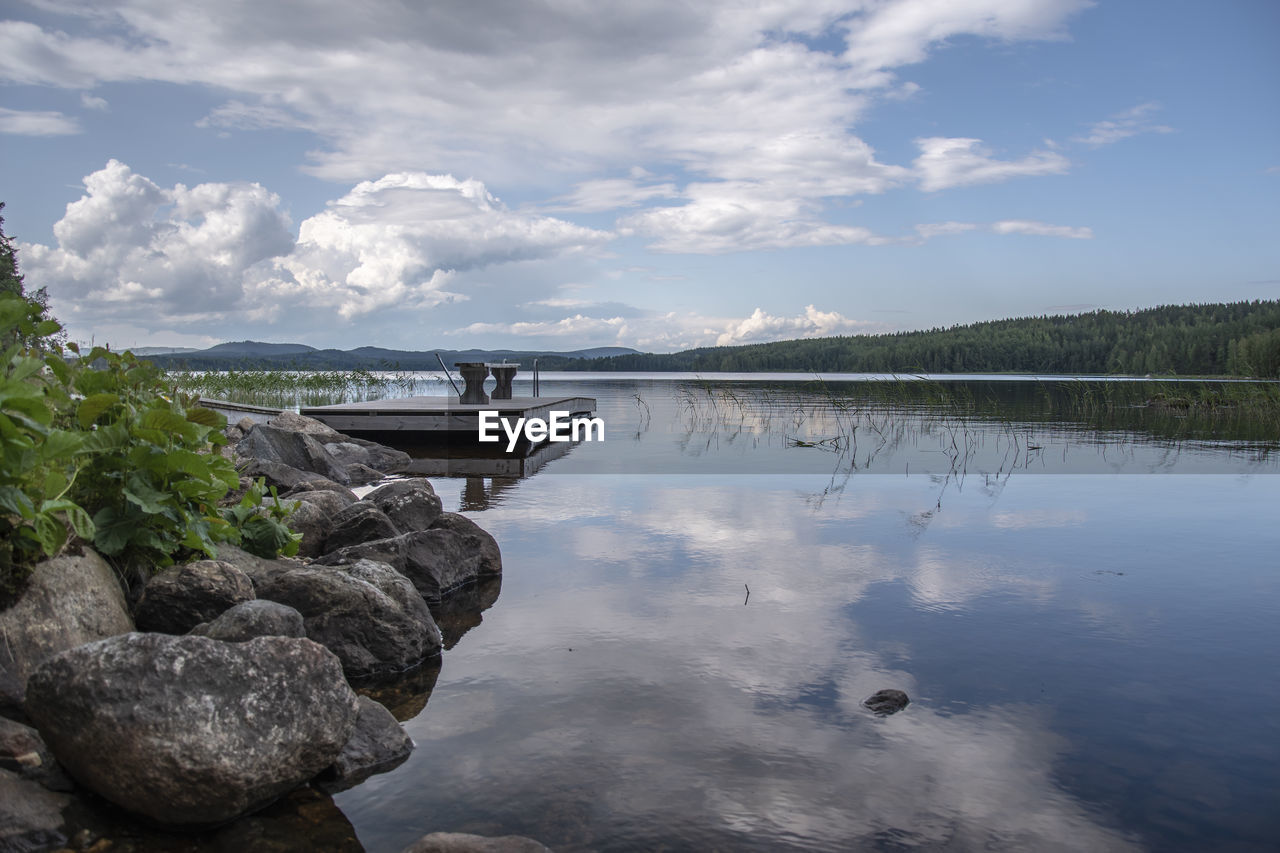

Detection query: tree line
xmin=564 ymin=301 xmax=1280 ymax=377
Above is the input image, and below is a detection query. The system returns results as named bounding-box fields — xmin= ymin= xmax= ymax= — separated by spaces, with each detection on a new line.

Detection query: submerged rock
xmin=863 ymin=688 xmax=910 ymax=717
xmin=354 ymin=656 xmax=442 ymax=723
xmin=24 ymin=632 xmax=358 ymax=827
xmin=133 ymin=559 xmax=256 ymax=635
xmin=0 ymin=549 xmax=134 ymax=721
xmin=401 ymin=833 xmax=552 ymax=853
xmin=315 ymin=696 xmax=413 ymax=794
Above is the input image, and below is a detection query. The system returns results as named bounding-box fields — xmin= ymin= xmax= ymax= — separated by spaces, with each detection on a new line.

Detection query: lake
xmin=328 ymin=374 xmax=1279 ymax=852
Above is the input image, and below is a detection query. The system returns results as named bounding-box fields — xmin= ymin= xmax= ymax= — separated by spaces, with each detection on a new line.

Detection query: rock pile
xmin=1 ymin=409 xmax=506 ymax=841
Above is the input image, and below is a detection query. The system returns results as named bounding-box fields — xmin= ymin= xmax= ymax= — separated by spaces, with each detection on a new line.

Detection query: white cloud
xmin=0 ymin=106 xmax=80 ymax=135
xmin=1072 ymin=102 xmax=1173 ymax=147
xmin=452 ymin=304 xmax=885 ymax=350
xmin=23 ymin=161 xmax=612 ymax=338
xmin=79 ymin=92 xmax=108 ymax=111
xmin=992 ymin=220 xmax=1093 ymax=239
xmin=715 ymin=304 xmax=880 ymax=346
xmin=914 ymin=137 xmax=1070 ymax=192
xmin=0 ymin=1 xmax=1091 ymax=253
xmin=915 ymin=221 xmax=978 ymax=240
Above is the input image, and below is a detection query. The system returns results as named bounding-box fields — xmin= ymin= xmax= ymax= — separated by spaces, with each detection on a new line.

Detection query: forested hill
xmin=565 ymin=301 xmax=1280 ymax=377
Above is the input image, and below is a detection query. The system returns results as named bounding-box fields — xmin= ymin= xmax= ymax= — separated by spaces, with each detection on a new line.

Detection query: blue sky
xmin=1 ymin=0 xmax=1276 ymax=352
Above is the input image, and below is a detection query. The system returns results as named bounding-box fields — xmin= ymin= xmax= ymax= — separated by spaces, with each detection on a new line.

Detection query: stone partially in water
xmin=24 ymin=632 xmax=358 ymax=827
xmin=863 ymin=689 xmax=910 ymax=717
xmin=401 ymin=833 xmax=553 ymax=853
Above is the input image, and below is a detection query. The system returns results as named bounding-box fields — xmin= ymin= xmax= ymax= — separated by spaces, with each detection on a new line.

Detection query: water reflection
xmin=333 ymin=379 xmax=1279 ymax=851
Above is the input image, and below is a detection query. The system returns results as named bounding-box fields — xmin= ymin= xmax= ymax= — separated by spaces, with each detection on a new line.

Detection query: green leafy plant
xmin=1 ymin=292 xmax=301 ymax=595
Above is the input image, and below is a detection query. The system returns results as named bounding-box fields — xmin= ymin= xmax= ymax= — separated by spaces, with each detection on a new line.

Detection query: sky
xmin=1 ymin=0 xmax=1277 ymax=353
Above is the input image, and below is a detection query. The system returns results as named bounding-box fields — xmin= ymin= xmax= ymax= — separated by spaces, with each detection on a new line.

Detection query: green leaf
xmin=91 ymin=506 xmax=134 ymax=555
xmin=38 ymin=429 xmax=83 ymax=461
xmin=0 ymin=486 xmax=36 ymax=519
xmin=123 ymin=475 xmax=171 ymax=514
xmin=77 ymin=393 xmax=120 ymax=428
xmin=33 ymin=513 xmax=67 ymax=556
xmin=184 ymin=405 xmax=224 ymax=428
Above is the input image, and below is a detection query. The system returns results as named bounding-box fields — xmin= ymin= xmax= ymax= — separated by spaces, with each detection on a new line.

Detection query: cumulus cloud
xmin=715 ymin=304 xmax=879 ymax=346
xmin=451 ymin=304 xmax=885 ymax=350
xmin=22 ymin=161 xmax=611 ymax=339
xmin=1072 ymin=102 xmax=1173 ymax=147
xmin=79 ymin=92 xmax=108 ymax=111
xmin=914 ymin=137 xmax=1070 ymax=192
xmin=1 ymin=1 xmax=1092 ymax=252
xmin=992 ymin=220 xmax=1093 ymax=239
xmin=0 ymin=106 xmax=80 ymax=135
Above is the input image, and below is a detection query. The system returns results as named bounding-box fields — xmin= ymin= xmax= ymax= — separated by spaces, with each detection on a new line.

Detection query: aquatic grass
xmin=166 ymin=366 xmax=425 ymax=409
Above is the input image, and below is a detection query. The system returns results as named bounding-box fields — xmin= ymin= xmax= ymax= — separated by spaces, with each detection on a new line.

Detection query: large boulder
xmin=325 ymin=502 xmax=402 ymax=552
xmin=24 ymin=632 xmax=359 ymax=827
xmin=211 ymin=543 xmax=307 ymax=589
xmin=315 ymin=535 xmax=409 ymax=573
xmin=398 ymin=513 xmax=503 ymax=605
xmin=133 ymin=559 xmax=256 ymax=635
xmin=281 ymin=478 xmax=359 ymax=508
xmin=365 ymin=478 xmax=443 ymax=533
xmin=236 ymin=424 xmax=350 ymax=484
xmin=315 ymin=696 xmax=413 ymax=794
xmin=0 ymin=549 xmax=134 ymax=721
xmin=254 ymin=560 xmax=442 ymax=679
xmin=281 ymin=497 xmax=333 ymax=558
xmin=189 ymin=599 xmax=306 ymax=642
xmin=239 ymin=457 xmax=339 ymax=492
xmin=401 ymin=833 xmax=553 ymax=853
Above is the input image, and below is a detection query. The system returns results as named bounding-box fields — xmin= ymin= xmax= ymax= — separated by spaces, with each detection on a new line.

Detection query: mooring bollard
xmin=489 ymin=363 xmax=518 ymax=400
xmin=456 ymin=362 xmax=490 ymax=404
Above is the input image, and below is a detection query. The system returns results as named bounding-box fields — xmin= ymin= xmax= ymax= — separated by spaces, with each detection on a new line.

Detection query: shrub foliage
xmin=1 ymin=293 xmax=298 ymax=594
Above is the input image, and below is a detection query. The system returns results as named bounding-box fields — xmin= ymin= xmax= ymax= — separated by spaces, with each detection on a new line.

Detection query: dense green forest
xmin=564 ymin=301 xmax=1280 ymax=377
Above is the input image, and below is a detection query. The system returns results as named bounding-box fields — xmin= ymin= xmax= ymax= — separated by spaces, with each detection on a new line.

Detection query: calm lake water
xmin=328 ymin=374 xmax=1279 ymax=852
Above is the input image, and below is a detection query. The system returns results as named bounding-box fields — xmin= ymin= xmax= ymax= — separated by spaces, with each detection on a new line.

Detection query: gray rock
xmin=314 ymin=535 xmax=409 ymax=573
xmin=255 ymin=561 xmax=441 ymax=679
xmin=0 ymin=716 xmax=73 ymax=792
xmin=208 ymin=543 xmax=306 ymax=589
xmin=133 ymin=560 xmax=256 ymax=635
xmin=345 ymin=462 xmax=388 ymax=485
xmin=0 ymin=549 xmax=133 ymax=721
xmin=366 ymin=478 xmax=444 ymax=533
xmin=326 ymin=502 xmax=401 ymax=552
xmin=863 ymin=688 xmax=910 ymax=717
xmin=237 ymin=424 xmax=350 ymax=484
xmin=398 ymin=513 xmax=502 ymax=605
xmin=315 ymin=696 xmax=413 ymax=794
xmin=0 ymin=767 xmax=73 ymax=852
xmin=24 ymin=633 xmax=358 ymax=827
xmin=283 ymin=484 xmax=358 ymax=516
xmin=282 ymin=498 xmax=332 ymax=558
xmin=189 ymin=599 xmax=306 ymax=642
xmin=239 ymin=457 xmax=340 ymax=491
xmin=401 ymin=833 xmax=553 ymax=853
xmin=270 ymin=410 xmax=343 ymax=438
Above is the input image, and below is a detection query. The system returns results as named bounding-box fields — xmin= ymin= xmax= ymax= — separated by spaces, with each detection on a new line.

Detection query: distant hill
xmin=142 ymin=342 xmax=641 ymax=371
xmin=128 ymin=346 xmax=200 ymax=356
xmin=203 ymin=341 xmax=317 ymax=356
xmin=561 ymin=300 xmax=1280 ymax=378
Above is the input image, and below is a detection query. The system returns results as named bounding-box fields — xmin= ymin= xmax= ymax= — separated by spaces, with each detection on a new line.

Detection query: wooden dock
xmin=299 ymin=395 xmax=597 ymax=441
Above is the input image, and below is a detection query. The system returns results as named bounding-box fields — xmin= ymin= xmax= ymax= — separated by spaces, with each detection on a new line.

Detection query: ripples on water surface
xmin=330 ymin=375 xmax=1280 ymax=852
